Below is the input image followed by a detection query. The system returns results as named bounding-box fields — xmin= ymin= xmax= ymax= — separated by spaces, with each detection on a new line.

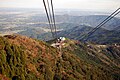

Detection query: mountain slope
xmin=0 ymin=35 xmax=114 ymax=80
xmin=60 ymin=39 xmax=120 ymax=79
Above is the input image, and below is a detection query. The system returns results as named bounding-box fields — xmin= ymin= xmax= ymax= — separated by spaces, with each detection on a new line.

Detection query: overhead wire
xmin=79 ymin=8 xmax=120 ymax=41
xmin=43 ymin=0 xmax=57 ymax=39
xmin=46 ymin=0 xmax=55 ymax=38
xmin=50 ymin=0 xmax=57 ymax=39
xmin=84 ymin=10 xmax=120 ymax=41
xmin=43 ymin=0 xmax=54 ymax=38
xmin=43 ymin=0 xmax=119 ymax=42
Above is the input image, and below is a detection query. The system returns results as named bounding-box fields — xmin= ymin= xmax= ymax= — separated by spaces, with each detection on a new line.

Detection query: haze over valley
xmin=0 ymin=8 xmax=120 ymax=43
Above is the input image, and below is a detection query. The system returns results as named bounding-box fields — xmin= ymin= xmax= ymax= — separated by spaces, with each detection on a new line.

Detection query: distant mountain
xmin=55 ymin=15 xmax=120 ymax=30
xmin=113 ymin=26 xmax=120 ymax=31
xmin=56 ymin=25 xmax=120 ymax=44
xmin=0 ymin=35 xmax=117 ymax=80
xmin=57 ymin=25 xmax=92 ymax=40
xmin=19 ymin=28 xmax=45 ymax=39
xmin=0 ymin=10 xmax=120 ymax=36
xmin=37 ymin=25 xmax=120 ymax=44
xmin=17 ymin=15 xmax=120 ymax=42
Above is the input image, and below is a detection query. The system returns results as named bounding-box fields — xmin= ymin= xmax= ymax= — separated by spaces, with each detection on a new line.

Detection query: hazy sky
xmin=0 ymin=0 xmax=120 ymax=11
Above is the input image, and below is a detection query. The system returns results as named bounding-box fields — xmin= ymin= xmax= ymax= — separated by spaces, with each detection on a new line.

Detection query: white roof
xmin=60 ymin=37 xmax=66 ymax=41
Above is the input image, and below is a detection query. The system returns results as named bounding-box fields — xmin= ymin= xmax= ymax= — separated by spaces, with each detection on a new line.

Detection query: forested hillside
xmin=0 ymin=35 xmax=117 ymax=80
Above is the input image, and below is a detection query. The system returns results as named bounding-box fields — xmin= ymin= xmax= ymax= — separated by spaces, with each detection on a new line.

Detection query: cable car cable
xmin=50 ymin=0 xmax=57 ymax=39
xmin=79 ymin=8 xmax=120 ymax=41
xmin=46 ymin=0 xmax=55 ymax=38
xmin=84 ymin=10 xmax=120 ymax=41
xmin=43 ymin=0 xmax=54 ymax=38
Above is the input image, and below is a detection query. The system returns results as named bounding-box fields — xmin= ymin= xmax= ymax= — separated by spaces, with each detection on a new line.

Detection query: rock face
xmin=0 ymin=35 xmax=119 ymax=80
